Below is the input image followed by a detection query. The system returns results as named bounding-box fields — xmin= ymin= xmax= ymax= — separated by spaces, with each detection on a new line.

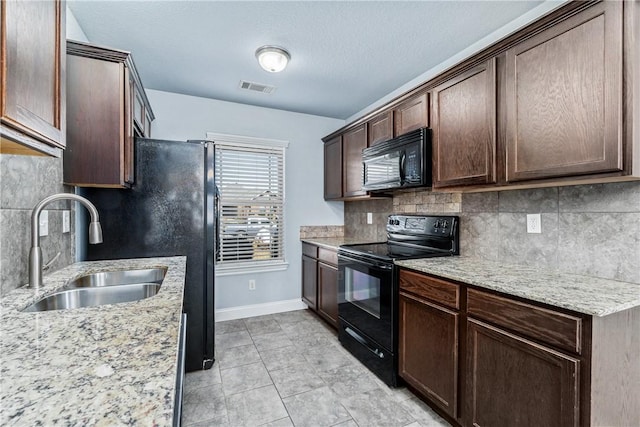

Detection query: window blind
xmin=214 ymin=140 xmax=285 ymax=266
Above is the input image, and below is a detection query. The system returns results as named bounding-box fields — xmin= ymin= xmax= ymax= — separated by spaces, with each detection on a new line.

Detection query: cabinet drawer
xmin=467 ymin=288 xmax=583 ymax=354
xmin=399 ymin=269 xmax=460 ymax=310
xmin=318 ymin=247 xmax=338 ymax=265
xmin=302 ymin=242 xmax=318 ymax=258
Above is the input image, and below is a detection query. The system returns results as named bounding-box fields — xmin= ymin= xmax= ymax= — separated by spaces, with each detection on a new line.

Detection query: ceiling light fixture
xmin=255 ymin=45 xmax=290 ymax=73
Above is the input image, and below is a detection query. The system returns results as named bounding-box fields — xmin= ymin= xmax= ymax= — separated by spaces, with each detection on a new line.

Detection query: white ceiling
xmin=68 ymin=1 xmax=546 ymax=120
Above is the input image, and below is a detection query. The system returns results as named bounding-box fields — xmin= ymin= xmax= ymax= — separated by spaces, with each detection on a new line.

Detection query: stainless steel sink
xmin=21 ymin=283 xmax=162 ymax=312
xmin=63 ymin=268 xmax=167 ymax=289
xmin=20 ymin=267 xmax=167 ymax=312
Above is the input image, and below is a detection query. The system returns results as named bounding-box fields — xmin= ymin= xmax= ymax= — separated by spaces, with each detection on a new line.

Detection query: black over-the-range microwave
xmin=362 ymin=127 xmax=432 ymax=191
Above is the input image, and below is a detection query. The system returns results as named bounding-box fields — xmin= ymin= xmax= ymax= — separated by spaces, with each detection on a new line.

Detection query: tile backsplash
xmin=345 ymin=182 xmax=640 ymax=284
xmin=0 ymin=154 xmax=75 ymax=296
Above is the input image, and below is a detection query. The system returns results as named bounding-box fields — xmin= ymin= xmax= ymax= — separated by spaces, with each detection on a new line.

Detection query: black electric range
xmin=337 ymin=214 xmax=459 ymax=386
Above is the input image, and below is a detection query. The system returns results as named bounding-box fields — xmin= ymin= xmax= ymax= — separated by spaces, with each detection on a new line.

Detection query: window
xmin=208 ymin=133 xmax=288 ymax=273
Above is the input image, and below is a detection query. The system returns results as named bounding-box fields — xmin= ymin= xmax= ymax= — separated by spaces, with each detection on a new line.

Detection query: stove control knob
xmin=395 ymin=220 xmax=400 ymax=225
xmin=442 ymin=220 xmax=448 ymax=228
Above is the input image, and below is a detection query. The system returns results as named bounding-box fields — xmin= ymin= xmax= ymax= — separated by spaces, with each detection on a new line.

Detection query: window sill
xmin=215 ymin=260 xmax=289 ymax=277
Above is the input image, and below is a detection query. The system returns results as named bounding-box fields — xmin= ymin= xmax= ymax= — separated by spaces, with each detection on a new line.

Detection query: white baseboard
xmin=215 ymin=298 xmax=308 ymax=322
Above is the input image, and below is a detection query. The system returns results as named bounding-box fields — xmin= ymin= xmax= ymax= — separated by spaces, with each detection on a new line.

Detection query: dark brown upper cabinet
xmin=342 ymin=123 xmax=368 ymax=198
xmin=431 ymin=59 xmax=497 ymax=188
xmin=322 ymin=1 xmax=639 ymax=193
xmin=323 ymin=135 xmax=343 ymax=200
xmin=324 ymin=123 xmax=387 ymax=201
xmin=1 ymin=0 xmax=66 ymax=156
xmin=64 ymin=40 xmax=154 ymax=188
xmin=394 ymin=91 xmax=429 ymax=136
xmin=505 ymin=0 xmax=623 ymax=183
xmin=368 ymin=110 xmax=393 ymax=146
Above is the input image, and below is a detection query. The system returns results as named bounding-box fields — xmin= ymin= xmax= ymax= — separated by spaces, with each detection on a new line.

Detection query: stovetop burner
xmin=339 ymin=214 xmax=459 ymax=262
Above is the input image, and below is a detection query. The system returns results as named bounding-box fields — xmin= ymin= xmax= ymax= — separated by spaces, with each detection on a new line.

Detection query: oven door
xmin=338 ymin=252 xmax=394 ymax=351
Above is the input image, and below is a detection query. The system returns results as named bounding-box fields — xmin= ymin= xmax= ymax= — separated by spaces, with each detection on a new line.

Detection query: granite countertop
xmin=301 ymin=237 xmax=382 ymax=250
xmin=0 ymin=256 xmax=186 ymax=426
xmin=396 ymin=257 xmax=640 ymax=317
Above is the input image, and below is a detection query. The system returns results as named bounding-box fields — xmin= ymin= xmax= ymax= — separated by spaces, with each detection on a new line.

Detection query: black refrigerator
xmin=80 ymin=138 xmax=217 ymax=372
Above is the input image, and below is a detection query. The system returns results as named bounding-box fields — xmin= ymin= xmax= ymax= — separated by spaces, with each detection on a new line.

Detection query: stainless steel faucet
xmin=29 ymin=193 xmax=103 ymax=289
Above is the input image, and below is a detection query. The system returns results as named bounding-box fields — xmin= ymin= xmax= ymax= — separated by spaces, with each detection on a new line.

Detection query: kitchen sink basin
xmin=21 ymin=283 xmax=162 ymax=312
xmin=63 ymin=267 xmax=167 ymax=289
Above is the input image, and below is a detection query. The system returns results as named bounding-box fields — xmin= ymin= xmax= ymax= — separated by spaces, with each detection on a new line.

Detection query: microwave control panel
xmin=404 ymin=144 xmax=423 ymax=184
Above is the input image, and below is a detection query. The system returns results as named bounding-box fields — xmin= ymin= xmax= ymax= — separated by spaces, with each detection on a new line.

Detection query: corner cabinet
xmin=431 ymin=59 xmax=496 ymax=188
xmin=63 ymin=40 xmax=154 ymax=188
xmin=0 ymin=0 xmax=66 ymax=156
xmin=505 ymin=1 xmax=623 ymax=182
xmin=301 ymin=242 xmax=338 ymax=328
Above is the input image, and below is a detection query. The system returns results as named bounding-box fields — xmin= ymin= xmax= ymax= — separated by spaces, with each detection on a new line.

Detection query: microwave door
xmin=363 ymin=153 xmax=402 ymax=190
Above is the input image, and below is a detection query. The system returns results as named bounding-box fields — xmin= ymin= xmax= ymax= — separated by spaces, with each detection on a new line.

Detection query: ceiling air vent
xmin=239 ymin=80 xmax=276 ymax=94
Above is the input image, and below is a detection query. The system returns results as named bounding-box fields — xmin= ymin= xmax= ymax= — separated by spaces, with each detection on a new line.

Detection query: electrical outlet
xmin=526 ymin=214 xmax=542 ymax=234
xmin=39 ymin=210 xmax=49 ymax=237
xmin=249 ymin=279 xmax=256 ymax=290
xmin=367 ymin=212 xmax=373 ymax=224
xmin=63 ymin=210 xmax=71 ymax=233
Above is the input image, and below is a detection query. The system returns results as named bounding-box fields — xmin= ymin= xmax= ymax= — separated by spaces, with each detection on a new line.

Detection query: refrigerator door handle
xmin=215 ymin=187 xmax=221 ymax=259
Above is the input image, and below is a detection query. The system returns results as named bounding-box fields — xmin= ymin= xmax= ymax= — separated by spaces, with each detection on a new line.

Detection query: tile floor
xmin=182 ymin=309 xmax=451 ymax=427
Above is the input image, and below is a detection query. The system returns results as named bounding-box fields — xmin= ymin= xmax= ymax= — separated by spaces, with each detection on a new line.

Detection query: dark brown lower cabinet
xmin=301 ymin=242 xmax=338 ymax=329
xmin=399 ymin=292 xmax=458 ymax=418
xmin=301 ymin=254 xmax=317 ymax=309
xmin=466 ymin=319 xmax=580 ymax=427
xmin=398 ymin=268 xmax=598 ymax=427
xmin=318 ymin=262 xmax=338 ymax=327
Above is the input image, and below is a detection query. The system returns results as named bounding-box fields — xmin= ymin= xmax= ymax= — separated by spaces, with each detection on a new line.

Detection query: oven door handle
xmin=345 ymin=326 xmax=385 ymax=359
